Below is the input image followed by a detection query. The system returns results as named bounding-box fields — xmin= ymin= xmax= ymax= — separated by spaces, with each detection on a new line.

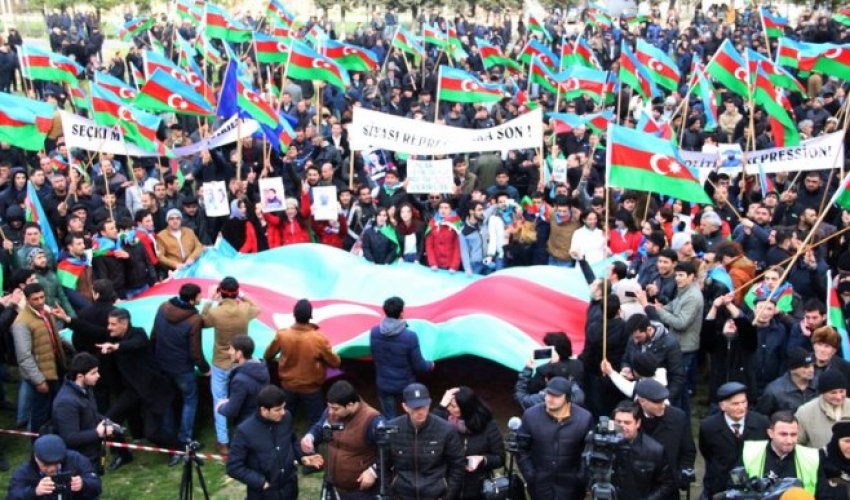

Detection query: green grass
xmin=0 ymin=374 xmax=325 ymax=498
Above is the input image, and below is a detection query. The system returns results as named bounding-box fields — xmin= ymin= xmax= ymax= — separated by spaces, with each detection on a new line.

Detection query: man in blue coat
xmin=369 ymin=296 xmax=434 ymax=418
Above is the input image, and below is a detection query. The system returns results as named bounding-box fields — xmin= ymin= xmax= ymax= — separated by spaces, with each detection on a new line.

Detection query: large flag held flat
xmin=606 ymin=124 xmax=712 ymax=204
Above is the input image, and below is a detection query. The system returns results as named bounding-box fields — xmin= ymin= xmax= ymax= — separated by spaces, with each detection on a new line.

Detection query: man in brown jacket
xmin=201 ymin=277 xmax=260 ymax=455
xmin=547 ymin=195 xmax=580 ymax=266
xmin=264 ymin=299 xmax=341 ymax=426
xmin=12 ymin=283 xmax=66 ymax=432
xmin=155 ymin=209 xmax=204 ymax=272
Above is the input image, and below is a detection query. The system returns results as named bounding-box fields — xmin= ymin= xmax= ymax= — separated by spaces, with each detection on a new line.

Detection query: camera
xmin=374 ymin=421 xmax=399 ymax=446
xmin=582 ymin=417 xmax=629 ymax=500
xmin=51 ymin=471 xmax=73 ymax=495
xmin=712 ymin=468 xmax=802 ymax=499
xmin=102 ymin=418 xmax=126 ymax=435
xmin=321 ymin=421 xmax=344 ymax=441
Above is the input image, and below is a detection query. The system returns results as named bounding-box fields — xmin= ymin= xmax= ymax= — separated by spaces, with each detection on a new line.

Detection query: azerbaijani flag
xmin=835 ymin=9 xmax=850 ymax=27
xmin=635 ymin=39 xmax=680 ymax=92
xmin=558 ymin=65 xmax=608 ymax=102
xmin=176 ymin=0 xmax=203 ymax=24
xmin=606 ymin=123 xmax=711 ymax=204
xmin=520 ymin=39 xmax=559 ymax=69
xmin=800 ymin=43 xmax=850 ymax=81
xmin=476 ymin=38 xmax=522 ymax=72
xmin=196 ymin=32 xmax=224 ymax=66
xmin=143 ymin=49 xmax=190 ymax=82
xmin=19 ymin=44 xmax=82 ymax=86
xmin=706 ymin=39 xmax=749 ymax=98
xmin=757 ymin=80 xmax=799 ymax=148
xmin=119 ymin=17 xmax=154 ymax=42
xmin=829 ymin=167 xmax=850 ymax=210
xmin=560 ymin=36 xmax=576 ymax=69
xmin=438 ymin=66 xmax=504 ymax=103
xmin=57 ymin=257 xmax=89 ymax=290
xmin=325 ymin=39 xmax=379 ymax=72
xmin=574 ymin=35 xmax=600 ymax=69
xmin=827 ymin=271 xmax=850 ymax=360
xmin=135 ymin=69 xmax=214 ymax=116
xmin=423 ymin=24 xmax=446 ymax=48
xmin=527 ymin=14 xmax=552 ymax=41
xmin=266 ymin=0 xmax=295 ymax=27
xmin=95 ymin=72 xmax=137 ymax=102
xmin=0 ymin=92 xmax=54 ymax=151
xmin=25 ymin=181 xmax=58 ymax=255
xmin=253 ymin=32 xmax=290 ymax=64
xmin=746 ymin=48 xmax=806 ymax=95
xmin=744 ymin=281 xmax=794 ymax=314
xmin=205 ymin=3 xmax=252 ymax=43
xmin=529 ymin=57 xmax=562 ymax=94
xmin=776 ymin=37 xmax=803 ymax=69
xmin=584 ymin=110 xmax=614 ymax=134
xmin=391 ymin=27 xmax=425 ymax=59
xmin=306 ymin=24 xmax=328 ymax=47
xmin=760 ymin=7 xmax=788 ymax=38
xmin=218 ymin=60 xmax=279 ymax=130
xmin=175 ymin=35 xmax=217 ymax=106
xmin=445 ymin=23 xmax=467 ymax=61
xmin=619 ymin=42 xmax=658 ymax=99
xmin=288 ymin=40 xmax=350 ymax=90
xmin=691 ymin=67 xmax=719 ymax=130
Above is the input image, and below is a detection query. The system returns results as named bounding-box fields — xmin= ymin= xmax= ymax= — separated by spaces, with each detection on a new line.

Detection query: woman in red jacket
xmin=263 ymin=185 xmax=312 ymax=247
xmin=425 ymin=200 xmax=462 ymax=272
xmin=608 ymin=209 xmax=642 ymax=259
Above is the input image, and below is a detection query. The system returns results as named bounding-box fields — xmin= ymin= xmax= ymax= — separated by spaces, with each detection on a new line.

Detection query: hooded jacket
xmin=622 ymin=321 xmax=687 ymax=402
xmin=369 ymin=318 xmax=433 ymax=394
xmin=219 ymin=359 xmax=270 ymax=425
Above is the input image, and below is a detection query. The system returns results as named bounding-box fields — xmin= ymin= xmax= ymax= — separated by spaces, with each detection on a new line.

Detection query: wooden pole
xmin=236 ymin=119 xmax=243 ymax=184
xmin=602 ymin=183 xmax=610 ymax=361
xmin=677 ymin=98 xmax=689 ymax=147
xmin=434 ymin=66 xmax=442 ymax=124
xmin=348 ymin=151 xmax=355 ymax=190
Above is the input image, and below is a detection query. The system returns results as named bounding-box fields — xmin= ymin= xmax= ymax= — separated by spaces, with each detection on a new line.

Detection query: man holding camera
xmin=7 ymin=434 xmax=102 ymax=499
xmin=517 ymin=376 xmax=593 ymax=499
xmin=300 ymin=380 xmax=384 ymax=499
xmin=384 ymin=383 xmax=465 ymax=499
xmin=52 ymin=352 xmax=133 ymax=474
xmin=609 ymin=402 xmax=677 ymax=498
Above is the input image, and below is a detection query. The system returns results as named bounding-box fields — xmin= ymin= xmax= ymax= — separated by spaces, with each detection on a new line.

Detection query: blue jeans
xmin=673 ymin=352 xmax=698 ymax=420
xmin=26 ymin=380 xmax=56 ymax=433
xmin=548 ymin=256 xmax=574 ymax=267
xmin=210 ymin=366 xmax=230 ymax=445
xmin=471 ymin=258 xmax=501 ymax=276
xmin=402 ymin=254 xmax=417 ymax=263
xmin=377 ymin=391 xmax=401 ymax=419
xmin=163 ymin=372 xmax=198 ymax=444
xmin=17 ymin=380 xmax=32 ymax=427
xmin=282 ymin=389 xmax=324 ymax=427
xmin=124 ymin=285 xmax=149 ymax=299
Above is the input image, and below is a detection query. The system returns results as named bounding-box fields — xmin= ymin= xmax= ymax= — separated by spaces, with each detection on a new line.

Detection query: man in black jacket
xmin=609 ymin=402 xmax=676 ymax=499
xmin=621 ymin=314 xmax=686 ymax=404
xmin=518 ymin=377 xmax=593 ymax=499
xmin=699 ymin=382 xmax=769 ymax=498
xmin=227 ymin=385 xmax=319 ymax=499
xmin=216 ymin=335 xmax=269 ymax=426
xmin=634 ymin=379 xmax=697 ymax=495
xmin=7 ymin=434 xmax=102 ymax=499
xmin=51 ymin=353 xmax=132 ymax=473
xmin=385 ymin=383 xmax=465 ymax=500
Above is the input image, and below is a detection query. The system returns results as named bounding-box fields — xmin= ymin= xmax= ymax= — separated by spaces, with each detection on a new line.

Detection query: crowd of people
xmin=0 ymin=1 xmax=850 ymax=499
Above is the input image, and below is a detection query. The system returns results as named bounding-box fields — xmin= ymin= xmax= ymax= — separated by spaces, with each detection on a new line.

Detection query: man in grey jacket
xmin=638 ymin=261 xmax=704 ymax=416
xmin=460 ymin=201 xmax=491 ymax=276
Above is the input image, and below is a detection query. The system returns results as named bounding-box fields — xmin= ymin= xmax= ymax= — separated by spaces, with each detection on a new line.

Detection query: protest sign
xmin=61 ymin=111 xmax=158 ymax=157
xmin=312 ymin=186 xmax=338 ymax=221
xmin=259 ymin=177 xmax=285 ymax=212
xmin=203 ymin=181 xmax=230 ymax=217
xmin=172 ymin=116 xmax=259 ymax=157
xmin=682 ymin=131 xmax=845 ymax=181
xmin=350 ymin=107 xmax=543 ymax=154
xmin=406 ymin=159 xmax=455 ymax=194
xmin=551 ymin=159 xmax=568 ymax=184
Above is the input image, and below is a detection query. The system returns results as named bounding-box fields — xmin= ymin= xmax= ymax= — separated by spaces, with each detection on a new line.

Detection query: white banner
xmin=172 ymin=116 xmax=260 ymax=157
xmin=350 ymin=107 xmax=543 ymax=154
xmin=682 ymin=131 xmax=845 ymax=181
xmin=60 ymin=111 xmax=159 ymax=157
xmin=406 ymin=159 xmax=455 ymax=194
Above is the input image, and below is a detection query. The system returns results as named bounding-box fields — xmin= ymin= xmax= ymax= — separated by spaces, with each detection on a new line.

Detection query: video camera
xmin=51 ymin=471 xmax=73 ymax=495
xmin=102 ymin=418 xmax=126 ymax=435
xmin=712 ymin=468 xmax=803 ymax=499
xmin=374 ymin=421 xmax=399 ymax=447
xmin=504 ymin=417 xmax=530 ymax=454
xmin=582 ymin=417 xmax=629 ymax=500
xmin=321 ymin=421 xmax=344 ymax=441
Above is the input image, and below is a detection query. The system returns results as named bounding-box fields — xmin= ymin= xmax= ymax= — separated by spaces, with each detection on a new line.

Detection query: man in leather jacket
xmin=609 ymin=402 xmax=677 ymax=499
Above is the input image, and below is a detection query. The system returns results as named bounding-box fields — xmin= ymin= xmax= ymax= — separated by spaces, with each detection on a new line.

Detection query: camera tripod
xmin=178 ymin=441 xmax=210 ymax=500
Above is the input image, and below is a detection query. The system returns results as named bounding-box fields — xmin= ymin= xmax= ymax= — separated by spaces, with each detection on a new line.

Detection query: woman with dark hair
xmin=221 ymin=198 xmax=258 ymax=253
xmin=361 ymin=208 xmax=398 ymax=265
xmin=394 ymin=202 xmax=426 ymax=263
xmin=608 ymin=209 xmax=641 ymax=259
xmin=817 ymin=420 xmax=850 ymax=499
xmin=434 ymin=386 xmax=505 ymax=500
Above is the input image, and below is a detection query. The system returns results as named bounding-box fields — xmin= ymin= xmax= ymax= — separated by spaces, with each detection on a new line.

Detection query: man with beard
xmin=345 ymin=185 xmax=376 ymax=249
xmin=58 ymin=233 xmax=95 ymax=311
xmin=14 ymin=223 xmax=56 ymax=271
xmin=29 ymin=247 xmax=76 ymax=319
xmin=460 ymin=201 xmax=491 ymax=276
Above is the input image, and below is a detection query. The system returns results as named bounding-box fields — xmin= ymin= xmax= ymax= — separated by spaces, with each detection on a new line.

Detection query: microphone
xmin=507 ymin=416 xmax=522 ymax=431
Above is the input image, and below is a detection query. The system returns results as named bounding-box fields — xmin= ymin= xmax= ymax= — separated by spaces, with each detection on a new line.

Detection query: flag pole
xmin=677 ymin=98 xmax=689 ymax=147
xmin=348 ymin=151 xmax=356 ymax=190
xmin=767 ymin=106 xmax=850 ymax=302
xmin=434 ymin=66 xmax=442 ymax=124
xmin=602 ymin=124 xmax=613 ymax=361
xmin=818 ymin=97 xmax=850 ymax=215
xmin=758 ymin=7 xmax=773 ymax=59
xmin=381 ymin=27 xmax=400 ymax=77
